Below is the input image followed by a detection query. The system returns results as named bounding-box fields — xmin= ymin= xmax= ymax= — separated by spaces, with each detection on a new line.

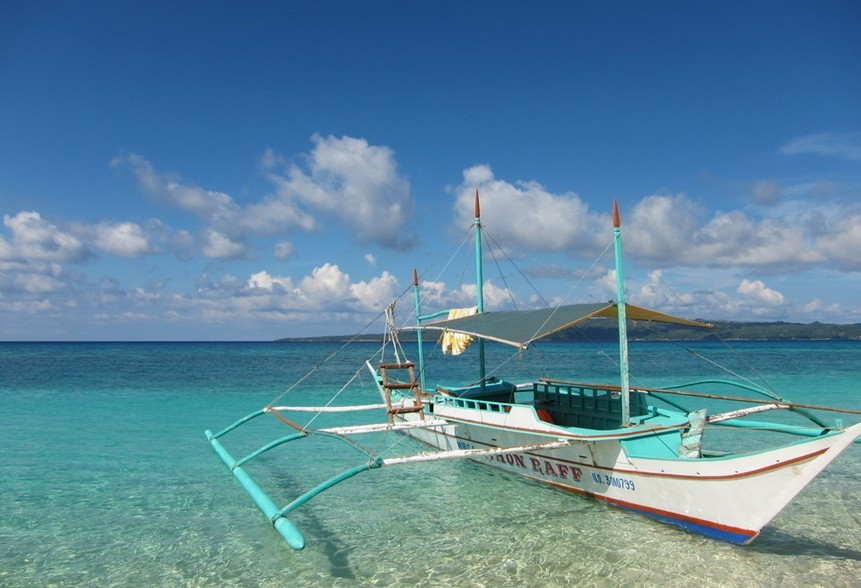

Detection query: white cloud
xmin=416 ymin=277 xmax=516 ymax=313
xmin=169 ymin=229 xmax=198 ymax=260
xmin=0 ymin=298 xmax=57 ymax=315
xmin=450 ymin=168 xmax=861 ymax=275
xmin=115 ymin=135 xmax=415 ymax=253
xmin=813 ymin=212 xmax=861 ymax=271
xmin=238 ymin=264 xmax=401 ymax=315
xmin=623 ymin=269 xmax=724 ymax=317
xmin=113 ymin=154 xmax=242 ymax=226
xmin=611 ymin=270 xmax=792 ymax=322
xmin=453 ymin=165 xmax=603 ymax=252
xmin=801 ymin=298 xmax=841 ymax=316
xmin=273 ymin=241 xmax=294 ymax=259
xmin=239 ymin=188 xmax=317 ymax=235
xmin=92 ymin=222 xmax=153 ymax=257
xmin=201 ymin=230 xmax=249 ymax=259
xmin=264 ymin=135 xmax=415 ymax=248
xmin=628 ymin=195 xmax=812 ymax=268
xmin=627 ymin=194 xmax=703 ymax=263
xmin=297 ymin=263 xmax=350 ymax=300
xmin=113 ymin=153 xmax=314 ymax=247
xmin=16 ymin=272 xmax=65 ymax=294
xmin=2 ymin=211 xmax=90 ymax=262
xmin=0 ymin=260 xmax=67 ymax=298
xmin=247 ymin=270 xmax=293 ymax=291
xmin=737 ymin=278 xmax=785 ymax=305
xmin=700 ymin=212 xmax=820 ymax=267
xmin=463 ymin=280 xmax=515 ymax=309
xmin=623 ymin=193 xmax=853 ymax=270
xmin=0 ymin=235 xmax=14 ymax=260
xmin=415 ymin=279 xmax=449 ymax=308
xmin=596 ymin=269 xmax=620 ymax=300
xmin=780 ymin=132 xmax=861 ymax=161
xmin=348 ymin=270 xmax=399 ymax=311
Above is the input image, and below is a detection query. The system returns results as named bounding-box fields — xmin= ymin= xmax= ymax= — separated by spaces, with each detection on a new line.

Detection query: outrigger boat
xmin=206 ymin=194 xmax=861 ymax=550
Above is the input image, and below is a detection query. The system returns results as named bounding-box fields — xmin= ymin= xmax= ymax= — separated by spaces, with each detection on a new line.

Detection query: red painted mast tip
xmin=612 ymin=200 xmax=621 ymax=228
xmin=474 ymin=190 xmax=481 ymax=219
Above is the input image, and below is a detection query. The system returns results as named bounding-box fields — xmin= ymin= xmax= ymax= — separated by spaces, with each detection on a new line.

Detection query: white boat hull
xmin=382 ymin=388 xmax=861 ymax=543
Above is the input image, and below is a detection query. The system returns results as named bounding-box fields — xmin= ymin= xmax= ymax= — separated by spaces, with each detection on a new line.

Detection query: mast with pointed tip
xmin=474 ymin=190 xmax=487 ymax=387
xmin=613 ymin=200 xmax=631 ymax=426
xmin=412 ymin=269 xmax=426 ymax=392
xmin=474 ymin=190 xmax=485 ymax=314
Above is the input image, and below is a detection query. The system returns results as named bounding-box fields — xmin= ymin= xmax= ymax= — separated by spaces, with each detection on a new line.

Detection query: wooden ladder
xmin=379 ymin=362 xmax=425 ymax=423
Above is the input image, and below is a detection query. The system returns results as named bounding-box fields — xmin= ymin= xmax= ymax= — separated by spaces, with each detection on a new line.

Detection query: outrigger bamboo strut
xmin=318 ymin=419 xmax=448 ymax=436
xmin=269 ymin=402 xmax=402 ymax=413
xmin=380 ymin=439 xmax=570 ymax=466
xmin=206 ymin=397 xmax=572 ymax=551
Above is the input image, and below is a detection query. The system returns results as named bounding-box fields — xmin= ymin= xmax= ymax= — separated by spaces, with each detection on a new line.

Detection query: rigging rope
xmin=484 ymin=230 xmax=548 ymax=308
xmin=636 ymin=271 xmax=783 ymax=401
xmin=266 ymin=281 xmax=416 ymax=408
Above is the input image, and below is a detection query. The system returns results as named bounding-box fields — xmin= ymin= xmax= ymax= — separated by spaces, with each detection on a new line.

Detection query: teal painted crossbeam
xmin=275 ymin=461 xmax=382 ymax=519
xmin=205 ymin=429 xmax=306 ymax=550
xmin=233 ymin=432 xmax=308 ymax=469
xmin=205 ymin=406 xmax=468 ymax=550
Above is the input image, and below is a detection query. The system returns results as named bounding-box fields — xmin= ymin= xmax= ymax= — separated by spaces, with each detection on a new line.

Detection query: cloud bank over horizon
xmin=2 ymin=131 xmax=860 ymax=340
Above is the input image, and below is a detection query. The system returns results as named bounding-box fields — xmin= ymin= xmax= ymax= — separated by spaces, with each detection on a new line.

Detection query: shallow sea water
xmin=2 ymin=341 xmax=861 ymax=587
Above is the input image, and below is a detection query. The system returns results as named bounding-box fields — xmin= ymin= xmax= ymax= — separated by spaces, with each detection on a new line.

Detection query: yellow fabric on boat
xmin=594 ymin=303 xmax=714 ymax=329
xmin=441 ymin=306 xmax=478 ymax=355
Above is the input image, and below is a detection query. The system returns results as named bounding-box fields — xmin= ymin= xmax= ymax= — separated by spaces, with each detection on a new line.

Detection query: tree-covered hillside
xmin=550 ymin=320 xmax=861 ymax=342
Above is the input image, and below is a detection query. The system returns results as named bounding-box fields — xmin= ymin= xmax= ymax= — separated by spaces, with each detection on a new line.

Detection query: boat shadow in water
xmin=270 ymin=469 xmax=358 ymax=579
xmin=751 ymin=528 xmax=861 ymax=561
xmin=297 ymin=513 xmax=358 ymax=580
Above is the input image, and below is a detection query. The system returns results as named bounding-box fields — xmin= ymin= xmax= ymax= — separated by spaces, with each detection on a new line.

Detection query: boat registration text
xmin=591 ymin=472 xmax=636 ymax=491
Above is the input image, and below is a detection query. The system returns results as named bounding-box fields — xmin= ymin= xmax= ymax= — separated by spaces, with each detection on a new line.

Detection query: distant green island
xmin=278 ymin=320 xmax=861 ymax=343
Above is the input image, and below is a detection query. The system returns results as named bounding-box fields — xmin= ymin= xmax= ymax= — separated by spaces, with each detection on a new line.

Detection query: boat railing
xmin=435 ymin=384 xmax=643 ymax=431
xmin=434 ymin=394 xmax=510 ymax=414
xmin=536 ymin=377 xmax=861 ymax=442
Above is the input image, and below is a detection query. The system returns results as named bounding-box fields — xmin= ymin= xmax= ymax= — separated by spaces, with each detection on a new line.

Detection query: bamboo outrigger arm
xmin=270 ymin=438 xmax=572 ymax=533
xmin=206 ymin=403 xmax=571 ymax=550
xmin=206 ymin=428 xmax=308 ymax=549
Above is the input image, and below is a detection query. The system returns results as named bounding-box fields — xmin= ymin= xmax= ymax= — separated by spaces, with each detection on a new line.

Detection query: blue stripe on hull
xmin=616 ymin=503 xmax=757 ymax=544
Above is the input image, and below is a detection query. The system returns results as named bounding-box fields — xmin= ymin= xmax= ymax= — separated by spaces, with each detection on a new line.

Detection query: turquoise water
xmin=2 ymin=340 xmax=861 ymax=587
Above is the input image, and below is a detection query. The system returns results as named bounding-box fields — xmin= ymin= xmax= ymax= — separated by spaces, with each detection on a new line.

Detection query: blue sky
xmin=2 ymin=1 xmax=860 ymax=341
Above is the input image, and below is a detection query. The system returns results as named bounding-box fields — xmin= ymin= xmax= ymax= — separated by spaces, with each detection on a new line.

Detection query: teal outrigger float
xmin=206 ymin=195 xmax=861 ymax=549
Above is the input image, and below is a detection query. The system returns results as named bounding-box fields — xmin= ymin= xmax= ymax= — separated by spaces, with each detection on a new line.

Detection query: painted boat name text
xmin=457 ymin=441 xmax=583 ymax=482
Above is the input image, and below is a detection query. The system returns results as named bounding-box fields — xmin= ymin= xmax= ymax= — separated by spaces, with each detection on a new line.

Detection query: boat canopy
xmin=416 ymin=302 xmax=713 ymax=349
